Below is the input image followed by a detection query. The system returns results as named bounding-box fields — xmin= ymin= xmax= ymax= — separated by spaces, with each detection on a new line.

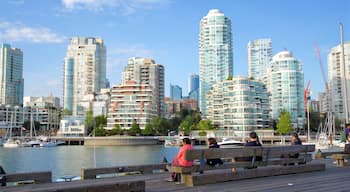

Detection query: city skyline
xmin=0 ymin=0 xmax=349 ymax=99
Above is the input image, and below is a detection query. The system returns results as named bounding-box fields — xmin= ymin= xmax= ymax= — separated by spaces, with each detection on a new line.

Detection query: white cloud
xmin=0 ymin=21 xmax=66 ymax=43
xmin=61 ymin=0 xmax=170 ymax=14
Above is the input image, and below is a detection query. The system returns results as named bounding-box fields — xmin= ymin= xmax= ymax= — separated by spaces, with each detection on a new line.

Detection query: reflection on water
xmin=0 ymin=145 xmax=179 ymax=180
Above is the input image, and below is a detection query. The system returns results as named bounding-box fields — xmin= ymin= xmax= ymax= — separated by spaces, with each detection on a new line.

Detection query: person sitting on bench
xmin=167 ymin=138 xmax=193 ymax=182
xmin=232 ymin=131 xmax=262 ymax=172
xmin=206 ymin=137 xmax=223 ymax=167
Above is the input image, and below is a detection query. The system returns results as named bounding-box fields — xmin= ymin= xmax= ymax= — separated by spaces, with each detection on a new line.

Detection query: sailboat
xmin=3 ymin=112 xmax=21 ymax=148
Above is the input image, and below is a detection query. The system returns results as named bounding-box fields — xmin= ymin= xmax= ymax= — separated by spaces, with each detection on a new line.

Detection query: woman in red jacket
xmin=167 ymin=137 xmax=193 ymax=182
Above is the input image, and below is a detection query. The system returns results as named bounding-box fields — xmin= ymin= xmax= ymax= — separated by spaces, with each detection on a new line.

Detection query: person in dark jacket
xmin=206 ymin=138 xmax=223 ymax=166
xmin=289 ymin=132 xmax=302 ymax=159
xmin=232 ymin=131 xmax=262 ymax=172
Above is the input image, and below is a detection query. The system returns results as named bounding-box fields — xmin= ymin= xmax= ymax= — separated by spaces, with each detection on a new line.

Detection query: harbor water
xmin=0 ymin=145 xmax=179 ymax=180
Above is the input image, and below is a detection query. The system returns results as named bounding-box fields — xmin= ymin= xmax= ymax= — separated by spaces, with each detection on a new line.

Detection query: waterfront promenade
xmin=132 ymin=159 xmax=349 ymax=192
xmin=2 ymin=159 xmax=348 ymax=192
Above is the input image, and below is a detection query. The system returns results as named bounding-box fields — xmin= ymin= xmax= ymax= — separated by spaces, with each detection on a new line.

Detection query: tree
xmin=109 ymin=124 xmax=123 ymax=136
xmin=85 ymin=110 xmax=94 ymax=135
xmin=197 ymin=119 xmax=214 ymax=130
xmin=179 ymin=115 xmax=196 ymax=135
xmin=142 ymin=123 xmax=155 ymax=136
xmin=93 ymin=127 xmax=106 ymax=136
xmin=227 ymin=75 xmax=233 ymax=80
xmin=277 ymin=111 xmax=292 ymax=135
xmin=62 ymin=109 xmax=72 ymax=116
xmin=128 ymin=120 xmax=141 ymax=136
xmin=94 ymin=115 xmax=107 ymax=129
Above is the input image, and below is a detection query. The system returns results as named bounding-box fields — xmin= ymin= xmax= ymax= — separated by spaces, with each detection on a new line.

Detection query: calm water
xmin=0 ymin=145 xmax=179 ymax=180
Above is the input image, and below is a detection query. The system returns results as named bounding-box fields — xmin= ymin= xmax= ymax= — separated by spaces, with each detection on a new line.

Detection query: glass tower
xmin=199 ymin=9 xmax=233 ymax=115
xmin=268 ymin=51 xmax=304 ymax=128
xmin=248 ymin=39 xmax=272 ymax=81
xmin=0 ymin=44 xmax=24 ymax=106
xmin=170 ymin=84 xmax=182 ymax=101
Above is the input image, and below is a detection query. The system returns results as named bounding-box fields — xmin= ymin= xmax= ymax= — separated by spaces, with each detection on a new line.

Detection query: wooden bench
xmin=81 ymin=163 xmax=169 ymax=180
xmin=331 ymin=144 xmax=350 ymax=167
xmin=0 ymin=171 xmax=52 ymax=187
xmin=1 ymin=178 xmax=145 ymax=192
xmin=172 ymin=144 xmax=325 ymax=186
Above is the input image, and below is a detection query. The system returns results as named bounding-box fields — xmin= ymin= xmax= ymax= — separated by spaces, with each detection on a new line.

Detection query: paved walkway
xmin=145 ymin=159 xmax=349 ymax=192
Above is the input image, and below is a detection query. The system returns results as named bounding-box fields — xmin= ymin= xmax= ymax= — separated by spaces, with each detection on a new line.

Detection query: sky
xmin=0 ymin=0 xmax=349 ymax=100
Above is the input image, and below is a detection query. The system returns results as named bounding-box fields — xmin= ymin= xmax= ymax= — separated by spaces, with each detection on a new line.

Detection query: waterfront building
xmin=76 ymin=88 xmax=110 ymax=117
xmin=107 ymin=80 xmax=156 ymax=130
xmin=122 ymin=57 xmax=164 ymax=117
xmin=0 ymin=105 xmax=23 ymax=135
xmin=188 ymin=74 xmax=199 ymax=106
xmin=199 ymin=9 xmax=233 ymax=115
xmin=310 ymin=99 xmax=320 ymax=113
xmin=170 ymin=84 xmax=182 ymax=101
xmin=206 ymin=76 xmax=270 ymax=132
xmin=0 ymin=44 xmax=24 ymax=106
xmin=248 ymin=39 xmax=272 ymax=81
xmin=57 ymin=116 xmax=85 ymax=137
xmin=318 ymin=92 xmax=328 ymax=113
xmin=23 ymin=95 xmax=60 ymax=132
xmin=328 ymin=42 xmax=350 ymax=121
xmin=267 ymin=51 xmax=304 ymax=128
xmin=188 ymin=74 xmax=199 ymax=94
xmin=63 ymin=37 xmax=107 ymax=116
xmin=164 ymin=97 xmax=197 ymax=118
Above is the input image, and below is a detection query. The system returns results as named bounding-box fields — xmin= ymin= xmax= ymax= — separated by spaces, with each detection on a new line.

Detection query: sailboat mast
xmin=340 ymin=23 xmax=349 ymax=123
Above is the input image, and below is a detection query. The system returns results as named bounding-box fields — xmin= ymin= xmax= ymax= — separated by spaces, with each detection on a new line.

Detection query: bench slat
xmin=173 ymin=154 xmax=312 ymax=173
xmin=81 ymin=163 xmax=168 ymax=179
xmin=185 ymin=145 xmax=315 ymax=160
xmin=185 ymin=163 xmax=325 ymax=187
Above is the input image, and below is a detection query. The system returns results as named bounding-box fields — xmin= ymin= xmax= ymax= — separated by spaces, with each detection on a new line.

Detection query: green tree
xmin=85 ymin=110 xmax=94 ymax=136
xmin=197 ymin=119 xmax=214 ymax=130
xmin=277 ymin=111 xmax=292 ymax=135
xmin=227 ymin=75 xmax=233 ymax=80
xmin=62 ymin=109 xmax=72 ymax=116
xmin=93 ymin=127 xmax=107 ymax=136
xmin=179 ymin=115 xmax=195 ymax=135
xmin=109 ymin=124 xmax=122 ymax=136
xmin=142 ymin=123 xmax=155 ymax=136
xmin=128 ymin=120 xmax=141 ymax=136
xmin=94 ymin=115 xmax=107 ymax=129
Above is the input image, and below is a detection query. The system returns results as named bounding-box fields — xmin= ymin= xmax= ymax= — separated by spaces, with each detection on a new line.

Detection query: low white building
xmin=206 ymin=76 xmax=270 ymax=132
xmin=57 ymin=116 xmax=85 ymax=137
xmin=76 ymin=89 xmax=110 ymax=117
xmin=0 ymin=105 xmax=23 ymax=134
xmin=23 ymin=95 xmax=60 ymax=132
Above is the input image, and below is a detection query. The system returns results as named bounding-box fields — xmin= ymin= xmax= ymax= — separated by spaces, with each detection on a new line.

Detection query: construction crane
xmin=304 ymin=80 xmax=311 ymax=110
xmin=304 ymin=80 xmax=311 ymax=142
xmin=314 ymin=44 xmax=335 ymax=146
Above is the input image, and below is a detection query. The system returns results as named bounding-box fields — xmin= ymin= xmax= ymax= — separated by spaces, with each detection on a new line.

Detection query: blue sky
xmin=0 ymin=0 xmax=349 ymax=100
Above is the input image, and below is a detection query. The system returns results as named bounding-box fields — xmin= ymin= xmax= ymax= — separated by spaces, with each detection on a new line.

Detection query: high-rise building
xmin=267 ymin=51 xmax=304 ymax=128
xmin=122 ymin=57 xmax=164 ymax=116
xmin=206 ymin=76 xmax=270 ymax=131
xmin=199 ymin=9 xmax=233 ymax=115
xmin=188 ymin=74 xmax=199 ymax=94
xmin=0 ymin=44 xmax=24 ymax=106
xmin=170 ymin=84 xmax=182 ymax=100
xmin=328 ymin=42 xmax=350 ymax=121
xmin=248 ymin=39 xmax=272 ymax=81
xmin=63 ymin=37 xmax=107 ymax=116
